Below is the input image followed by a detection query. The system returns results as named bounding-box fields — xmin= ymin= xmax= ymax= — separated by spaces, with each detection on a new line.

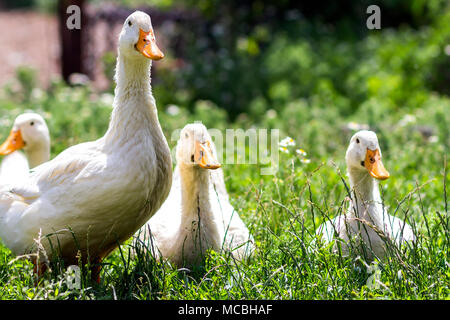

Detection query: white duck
xmin=0 ymin=11 xmax=172 ymax=281
xmin=136 ymin=123 xmax=254 ymax=266
xmin=316 ymin=130 xmax=414 ymax=260
xmin=0 ymin=113 xmax=50 ymax=186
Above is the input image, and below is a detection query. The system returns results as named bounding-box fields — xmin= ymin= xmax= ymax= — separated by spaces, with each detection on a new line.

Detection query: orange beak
xmin=135 ymin=28 xmax=164 ymax=60
xmin=0 ymin=130 xmax=25 ymax=155
xmin=195 ymin=141 xmax=221 ymax=170
xmin=364 ymin=148 xmax=390 ymax=180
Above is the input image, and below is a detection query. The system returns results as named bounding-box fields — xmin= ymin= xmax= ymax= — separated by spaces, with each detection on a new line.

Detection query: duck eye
xmin=185 ymin=133 xmax=189 ymax=138
xmin=191 ymin=155 xmax=195 ymax=162
xmin=30 ymin=121 xmax=34 ymax=126
xmin=356 ymin=138 xmax=360 ymax=144
xmin=128 ymin=20 xmax=132 ymax=27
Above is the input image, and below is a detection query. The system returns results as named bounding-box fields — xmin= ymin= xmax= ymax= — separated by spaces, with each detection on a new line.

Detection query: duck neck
xmin=179 ymin=164 xmax=213 ymax=223
xmin=104 ymin=52 xmax=160 ymax=146
xmin=348 ymin=167 xmax=384 ymax=226
xmin=25 ymin=141 xmax=50 ymax=168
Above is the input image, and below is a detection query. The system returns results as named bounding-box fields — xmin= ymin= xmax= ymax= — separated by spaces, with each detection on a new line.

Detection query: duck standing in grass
xmin=136 ymin=123 xmax=254 ymax=266
xmin=316 ymin=130 xmax=414 ymax=260
xmin=0 ymin=113 xmax=50 ymax=186
xmin=0 ymin=11 xmax=172 ymax=281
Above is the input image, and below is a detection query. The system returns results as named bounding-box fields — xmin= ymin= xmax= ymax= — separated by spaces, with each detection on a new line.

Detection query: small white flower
xmin=0 ymin=116 xmax=10 ymax=128
xmin=398 ymin=114 xmax=416 ymax=127
xmin=166 ymin=104 xmax=180 ymax=116
xmin=266 ymin=109 xmax=277 ymax=119
xmin=279 ymin=146 xmax=289 ymax=154
xmin=347 ymin=122 xmax=369 ymax=131
xmin=99 ymin=93 xmax=114 ymax=106
xmin=296 ymin=149 xmax=307 ymax=157
xmin=57 ymin=88 xmax=71 ymax=101
xmin=445 ymin=44 xmax=450 ymax=56
xmin=301 ymin=158 xmax=311 ymax=164
xmin=428 ymin=135 xmax=439 ymax=143
xmin=280 ymin=136 xmax=295 ymax=147
xmin=31 ymin=88 xmax=44 ymax=100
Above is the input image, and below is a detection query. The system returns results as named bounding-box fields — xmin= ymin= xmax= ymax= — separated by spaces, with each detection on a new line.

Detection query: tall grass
xmin=0 ymin=148 xmax=447 ymax=299
xmin=0 ymin=68 xmax=448 ymax=299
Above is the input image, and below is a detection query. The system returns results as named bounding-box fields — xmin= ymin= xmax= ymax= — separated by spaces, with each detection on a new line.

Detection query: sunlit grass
xmin=0 ymin=67 xmax=448 ymax=299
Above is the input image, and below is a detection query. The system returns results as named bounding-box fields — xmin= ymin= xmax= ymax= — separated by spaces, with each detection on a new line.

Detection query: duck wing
xmin=381 ymin=212 xmax=415 ymax=244
xmin=0 ymin=140 xmax=116 ymax=255
xmin=316 ymin=215 xmax=347 ymax=243
xmin=136 ymin=165 xmax=182 ymax=256
xmin=0 ymin=151 xmax=30 ymax=187
xmin=209 ymin=168 xmax=229 ymax=201
xmin=0 ymin=141 xmax=95 ymax=210
xmin=209 ymin=175 xmax=254 ymax=259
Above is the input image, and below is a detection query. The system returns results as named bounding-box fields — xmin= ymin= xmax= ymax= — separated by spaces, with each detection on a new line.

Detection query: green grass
xmin=1 ymin=1 xmax=448 ymax=301
xmin=0 ymin=71 xmax=448 ymax=299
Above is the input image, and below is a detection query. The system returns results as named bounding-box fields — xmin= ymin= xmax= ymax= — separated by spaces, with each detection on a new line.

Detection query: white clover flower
xmin=296 ymin=149 xmax=307 ymax=157
xmin=279 ymin=136 xmax=295 ymax=147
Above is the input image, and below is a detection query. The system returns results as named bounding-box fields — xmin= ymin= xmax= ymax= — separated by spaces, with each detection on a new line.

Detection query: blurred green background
xmin=0 ymin=0 xmax=448 ymax=153
xmin=0 ymin=0 xmax=448 ymax=300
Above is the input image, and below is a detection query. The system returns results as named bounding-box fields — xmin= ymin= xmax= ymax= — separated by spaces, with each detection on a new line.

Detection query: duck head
xmin=345 ymin=130 xmax=390 ymax=180
xmin=118 ymin=11 xmax=164 ymax=60
xmin=0 ymin=113 xmax=50 ymax=156
xmin=177 ymin=123 xmax=221 ymax=170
